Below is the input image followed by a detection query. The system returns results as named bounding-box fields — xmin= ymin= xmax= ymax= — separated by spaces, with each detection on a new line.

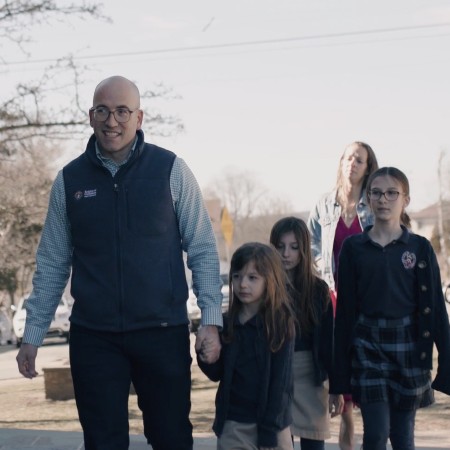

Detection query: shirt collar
xmin=362 ymin=224 xmax=410 ymax=244
xmin=235 ymin=313 xmax=260 ymax=328
xmin=95 ymin=136 xmax=138 ymax=167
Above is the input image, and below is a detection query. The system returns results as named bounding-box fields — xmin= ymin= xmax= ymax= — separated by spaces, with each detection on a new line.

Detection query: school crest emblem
xmin=401 ymin=251 xmax=416 ymax=269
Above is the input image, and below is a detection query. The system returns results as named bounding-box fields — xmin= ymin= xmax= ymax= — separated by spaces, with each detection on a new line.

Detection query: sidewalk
xmin=2 ymin=429 xmax=213 ymax=449
xmin=0 ymin=428 xmax=446 ymax=450
xmin=1 ymin=340 xmax=449 ymax=450
xmin=0 ymin=429 xmax=216 ymax=449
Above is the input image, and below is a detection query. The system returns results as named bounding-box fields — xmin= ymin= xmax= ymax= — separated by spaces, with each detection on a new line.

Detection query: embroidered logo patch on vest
xmin=401 ymin=251 xmax=416 ymax=269
xmin=74 ymin=189 xmax=97 ymax=200
xmin=84 ymin=189 xmax=97 ymax=198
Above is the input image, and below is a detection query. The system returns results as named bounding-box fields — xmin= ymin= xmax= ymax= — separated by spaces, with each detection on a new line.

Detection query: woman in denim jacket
xmin=307 ymin=141 xmax=379 ymax=450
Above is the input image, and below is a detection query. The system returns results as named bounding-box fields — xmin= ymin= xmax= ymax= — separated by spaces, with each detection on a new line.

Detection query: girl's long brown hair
xmin=224 ymin=242 xmax=296 ymax=352
xmin=270 ymin=217 xmax=329 ymax=335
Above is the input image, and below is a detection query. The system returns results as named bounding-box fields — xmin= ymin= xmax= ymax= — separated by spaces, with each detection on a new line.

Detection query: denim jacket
xmin=307 ymin=189 xmax=374 ymax=291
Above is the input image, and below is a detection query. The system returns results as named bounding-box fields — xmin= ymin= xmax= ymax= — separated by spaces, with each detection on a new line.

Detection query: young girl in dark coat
xmin=270 ymin=217 xmax=343 ymax=450
xmin=198 ymin=242 xmax=296 ymax=450
xmin=331 ymin=167 xmax=450 ymax=450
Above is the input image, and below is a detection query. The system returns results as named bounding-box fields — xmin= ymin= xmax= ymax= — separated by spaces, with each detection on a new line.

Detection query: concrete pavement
xmin=0 ymin=429 xmax=216 ymax=449
xmin=0 ymin=428 xmax=446 ymax=450
xmin=1 ymin=341 xmax=449 ymax=449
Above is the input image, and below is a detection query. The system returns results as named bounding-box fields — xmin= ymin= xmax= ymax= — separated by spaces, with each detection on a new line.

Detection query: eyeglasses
xmin=89 ymin=106 xmax=138 ymax=123
xmin=368 ymin=189 xmax=402 ymax=201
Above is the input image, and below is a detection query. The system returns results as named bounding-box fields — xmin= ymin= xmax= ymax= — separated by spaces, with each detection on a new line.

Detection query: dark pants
xmin=69 ymin=323 xmax=193 ymax=450
xmin=292 ymin=435 xmax=324 ymax=450
xmin=360 ymin=402 xmax=416 ymax=450
xmin=300 ymin=438 xmax=324 ymax=450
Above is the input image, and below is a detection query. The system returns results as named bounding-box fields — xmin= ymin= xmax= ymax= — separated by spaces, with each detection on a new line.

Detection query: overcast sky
xmin=3 ymin=0 xmax=450 ymax=213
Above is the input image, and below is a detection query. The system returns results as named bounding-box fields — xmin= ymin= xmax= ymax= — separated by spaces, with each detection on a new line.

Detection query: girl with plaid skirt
xmin=330 ymin=167 xmax=450 ymax=450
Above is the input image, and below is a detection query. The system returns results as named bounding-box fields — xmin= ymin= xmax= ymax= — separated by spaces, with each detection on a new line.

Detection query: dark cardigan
xmin=198 ymin=315 xmax=294 ymax=448
xmin=330 ymin=229 xmax=450 ymax=396
xmin=292 ymin=278 xmax=334 ymax=386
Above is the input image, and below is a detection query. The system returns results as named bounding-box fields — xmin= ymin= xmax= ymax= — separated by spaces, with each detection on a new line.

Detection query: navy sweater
xmin=198 ymin=315 xmax=294 ymax=448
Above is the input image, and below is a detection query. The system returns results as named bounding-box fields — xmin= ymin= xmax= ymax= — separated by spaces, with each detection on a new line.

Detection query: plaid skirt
xmin=351 ymin=314 xmax=434 ymax=410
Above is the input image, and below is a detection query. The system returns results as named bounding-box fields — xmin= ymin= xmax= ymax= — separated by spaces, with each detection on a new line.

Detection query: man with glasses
xmin=16 ymin=76 xmax=223 ymax=450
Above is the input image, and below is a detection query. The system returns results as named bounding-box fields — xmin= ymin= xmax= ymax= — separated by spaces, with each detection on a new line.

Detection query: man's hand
xmin=16 ymin=343 xmax=39 ymax=379
xmin=195 ymin=325 xmax=221 ymax=364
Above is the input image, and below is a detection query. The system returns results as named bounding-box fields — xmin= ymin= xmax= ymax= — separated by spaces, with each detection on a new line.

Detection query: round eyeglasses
xmin=90 ymin=106 xmax=138 ymax=123
xmin=368 ymin=189 xmax=402 ymax=201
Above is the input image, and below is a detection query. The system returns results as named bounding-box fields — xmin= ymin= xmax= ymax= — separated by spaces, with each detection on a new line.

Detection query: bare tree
xmin=1 ymin=60 xmax=185 ymax=157
xmin=1 ymin=58 xmax=89 ymax=155
xmin=0 ymin=1 xmax=106 ymax=53
xmin=0 ymin=1 xmax=106 ymax=156
xmin=204 ymin=168 xmax=292 ymax=259
xmin=0 ymin=2 xmax=184 ymax=157
xmin=0 ymin=143 xmax=54 ymax=305
xmin=204 ymin=169 xmax=271 ymax=223
xmin=437 ymin=149 xmax=450 ymax=282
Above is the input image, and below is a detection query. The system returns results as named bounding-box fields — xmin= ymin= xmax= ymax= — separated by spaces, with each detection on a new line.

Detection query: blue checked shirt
xmin=24 ymin=140 xmax=223 ymax=346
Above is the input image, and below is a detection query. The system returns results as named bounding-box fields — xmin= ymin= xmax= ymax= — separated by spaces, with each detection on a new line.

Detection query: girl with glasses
xmin=331 ymin=167 xmax=450 ymax=450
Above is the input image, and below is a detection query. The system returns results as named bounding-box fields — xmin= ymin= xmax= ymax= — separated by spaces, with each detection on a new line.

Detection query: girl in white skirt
xmin=270 ymin=217 xmax=344 ymax=450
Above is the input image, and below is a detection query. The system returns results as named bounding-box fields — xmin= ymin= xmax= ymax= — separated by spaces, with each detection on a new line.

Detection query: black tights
xmin=292 ymin=435 xmax=325 ymax=450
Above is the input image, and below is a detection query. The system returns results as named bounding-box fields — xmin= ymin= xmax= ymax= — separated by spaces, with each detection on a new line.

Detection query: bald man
xmin=16 ymin=76 xmax=223 ymax=450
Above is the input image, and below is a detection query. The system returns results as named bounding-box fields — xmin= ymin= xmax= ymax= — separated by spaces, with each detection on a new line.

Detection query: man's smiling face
xmin=89 ymin=76 xmax=143 ymax=163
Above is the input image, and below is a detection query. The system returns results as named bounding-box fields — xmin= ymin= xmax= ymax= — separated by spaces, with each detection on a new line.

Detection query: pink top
xmin=333 ymin=216 xmax=362 ymax=290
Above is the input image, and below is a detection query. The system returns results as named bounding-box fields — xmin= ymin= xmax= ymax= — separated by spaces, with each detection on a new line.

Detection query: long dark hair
xmin=225 ymin=242 xmax=296 ymax=352
xmin=270 ymin=217 xmax=329 ymax=335
xmin=366 ymin=166 xmax=411 ymax=228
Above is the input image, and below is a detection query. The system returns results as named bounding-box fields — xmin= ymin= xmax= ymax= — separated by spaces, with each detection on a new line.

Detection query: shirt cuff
xmin=22 ymin=325 xmax=46 ymax=347
xmin=200 ymin=307 xmax=223 ymax=329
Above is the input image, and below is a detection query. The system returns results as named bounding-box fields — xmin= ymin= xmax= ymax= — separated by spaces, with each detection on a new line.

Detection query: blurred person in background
xmin=307 ymin=141 xmax=379 ymax=450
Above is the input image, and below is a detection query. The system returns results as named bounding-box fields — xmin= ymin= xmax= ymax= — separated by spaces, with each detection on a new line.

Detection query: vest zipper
xmin=113 ymin=182 xmax=124 ymax=329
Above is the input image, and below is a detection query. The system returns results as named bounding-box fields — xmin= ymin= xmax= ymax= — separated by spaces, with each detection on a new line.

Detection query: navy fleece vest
xmin=63 ymin=131 xmax=189 ymax=332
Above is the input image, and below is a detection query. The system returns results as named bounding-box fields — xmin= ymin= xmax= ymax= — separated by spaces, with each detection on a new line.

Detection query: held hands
xmin=195 ymin=325 xmax=221 ymax=364
xmin=329 ymin=394 xmax=345 ymax=418
xmin=16 ymin=343 xmax=39 ymax=379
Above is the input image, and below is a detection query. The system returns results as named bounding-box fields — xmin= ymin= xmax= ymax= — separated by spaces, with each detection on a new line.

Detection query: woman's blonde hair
xmin=335 ymin=141 xmax=379 ymax=191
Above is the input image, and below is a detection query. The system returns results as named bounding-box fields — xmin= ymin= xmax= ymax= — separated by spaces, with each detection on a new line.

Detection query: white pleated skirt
xmin=290 ymin=350 xmax=330 ymax=440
